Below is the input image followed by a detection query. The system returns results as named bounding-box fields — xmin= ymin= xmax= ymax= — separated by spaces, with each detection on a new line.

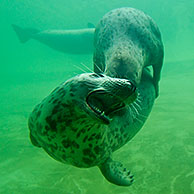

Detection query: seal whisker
xmin=135 ymin=97 xmax=143 ymax=105
xmin=80 ymin=62 xmax=94 ymax=73
xmin=131 ymin=104 xmax=139 ymax=117
xmin=134 ymin=117 xmax=144 ymax=124
xmin=137 ymin=113 xmax=148 ymax=119
xmin=133 ymin=101 xmax=142 ymax=111
xmin=73 ymin=65 xmax=88 ymax=73
xmin=95 ymin=63 xmax=104 ymax=73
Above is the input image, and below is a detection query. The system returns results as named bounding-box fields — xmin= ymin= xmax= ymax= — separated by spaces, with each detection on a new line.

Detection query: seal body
xmin=93 ymin=7 xmax=164 ymax=97
xmin=12 ymin=24 xmax=94 ymax=54
xmin=29 ymin=74 xmax=139 ymax=167
xmin=29 ymin=70 xmax=155 ymax=186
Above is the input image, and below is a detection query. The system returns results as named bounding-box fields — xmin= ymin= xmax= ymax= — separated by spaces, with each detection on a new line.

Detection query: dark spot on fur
xmin=62 ymin=139 xmax=79 ymax=149
xmin=94 ymin=146 xmax=101 ymax=155
xmin=53 ymin=99 xmax=58 ymax=104
xmin=48 ymin=97 xmax=54 ymax=103
xmin=52 ymin=104 xmax=61 ymax=115
xmin=88 ymin=136 xmax=94 ymax=141
xmin=61 ymin=103 xmax=68 ymax=108
xmin=36 ymin=110 xmax=41 ymax=118
xmin=72 ymin=141 xmax=80 ymax=149
xmin=89 ymin=143 xmax=93 ymax=148
xmin=45 ymin=125 xmax=50 ymax=131
xmin=76 ymin=128 xmax=86 ymax=138
xmin=83 ymin=148 xmax=96 ymax=158
xmin=62 ymin=139 xmax=71 ymax=148
xmin=71 ymin=127 xmax=78 ymax=132
xmin=70 ymin=92 xmax=74 ymax=97
xmin=83 ymin=135 xmax=88 ymax=143
xmin=76 ymin=130 xmax=82 ymax=138
xmin=124 ymin=133 xmax=128 ymax=138
xmin=83 ymin=157 xmax=93 ymax=165
xmin=46 ymin=115 xmax=57 ymax=131
xmin=70 ymin=85 xmax=77 ymax=93
xmin=65 ymin=118 xmax=73 ymax=127
xmin=87 ymin=127 xmax=91 ymax=132
xmin=36 ymin=122 xmax=43 ymax=130
xmin=95 ymin=134 xmax=101 ymax=140
xmin=80 ymin=128 xmax=86 ymax=134
xmin=115 ymin=128 xmax=119 ymax=132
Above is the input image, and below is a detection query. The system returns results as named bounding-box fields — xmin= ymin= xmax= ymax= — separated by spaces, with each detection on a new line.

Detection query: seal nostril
xmin=126 ymin=80 xmax=136 ymax=93
xmin=131 ymin=85 xmax=136 ymax=93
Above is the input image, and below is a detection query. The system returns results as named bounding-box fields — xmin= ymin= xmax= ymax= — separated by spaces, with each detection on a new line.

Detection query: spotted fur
xmin=29 ymin=70 xmax=155 ymax=172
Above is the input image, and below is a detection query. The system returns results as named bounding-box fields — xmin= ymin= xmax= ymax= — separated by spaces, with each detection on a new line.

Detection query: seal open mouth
xmin=86 ymin=88 xmax=137 ymax=124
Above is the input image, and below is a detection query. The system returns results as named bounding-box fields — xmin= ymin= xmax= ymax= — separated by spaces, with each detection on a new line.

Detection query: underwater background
xmin=0 ymin=0 xmax=194 ymax=193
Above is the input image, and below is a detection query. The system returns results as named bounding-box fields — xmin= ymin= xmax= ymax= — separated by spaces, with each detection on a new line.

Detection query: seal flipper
xmin=87 ymin=22 xmax=95 ymax=28
xmin=98 ymin=158 xmax=134 ymax=186
xmin=12 ymin=24 xmax=39 ymax=43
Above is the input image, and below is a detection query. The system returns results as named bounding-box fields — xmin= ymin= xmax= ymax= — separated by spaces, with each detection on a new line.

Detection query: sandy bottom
xmin=0 ymin=60 xmax=194 ymax=194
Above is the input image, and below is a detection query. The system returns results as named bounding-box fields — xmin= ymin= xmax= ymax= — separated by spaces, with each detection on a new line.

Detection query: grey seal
xmin=93 ymin=7 xmax=164 ymax=97
xmin=29 ymin=68 xmax=155 ymax=186
xmin=12 ymin=24 xmax=94 ymax=54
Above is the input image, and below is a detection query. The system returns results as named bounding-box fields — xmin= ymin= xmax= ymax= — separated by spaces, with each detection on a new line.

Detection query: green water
xmin=0 ymin=0 xmax=194 ymax=193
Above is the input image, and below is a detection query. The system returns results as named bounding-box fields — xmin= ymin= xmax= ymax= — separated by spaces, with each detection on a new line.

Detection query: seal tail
xmin=12 ymin=24 xmax=39 ymax=43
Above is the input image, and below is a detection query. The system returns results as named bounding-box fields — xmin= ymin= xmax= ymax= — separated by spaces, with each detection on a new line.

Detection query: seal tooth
xmin=92 ymin=105 xmax=102 ymax=114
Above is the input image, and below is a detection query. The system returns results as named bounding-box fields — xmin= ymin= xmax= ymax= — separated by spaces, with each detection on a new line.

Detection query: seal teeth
xmin=91 ymin=105 xmax=103 ymax=114
xmin=100 ymin=111 xmax=105 ymax=116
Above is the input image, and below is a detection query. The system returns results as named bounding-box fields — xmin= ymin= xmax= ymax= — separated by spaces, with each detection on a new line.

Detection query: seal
xmin=28 ymin=68 xmax=155 ymax=186
xmin=93 ymin=7 xmax=164 ymax=97
xmin=12 ymin=24 xmax=94 ymax=54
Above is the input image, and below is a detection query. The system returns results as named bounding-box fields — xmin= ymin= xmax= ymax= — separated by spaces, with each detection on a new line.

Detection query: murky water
xmin=0 ymin=0 xmax=194 ymax=193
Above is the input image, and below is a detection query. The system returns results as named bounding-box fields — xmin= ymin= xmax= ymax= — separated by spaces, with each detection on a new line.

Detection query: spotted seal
xmin=93 ymin=7 xmax=164 ymax=97
xmin=28 ymin=68 xmax=155 ymax=186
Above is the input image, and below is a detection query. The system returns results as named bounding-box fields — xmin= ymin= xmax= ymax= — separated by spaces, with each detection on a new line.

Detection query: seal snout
xmin=86 ymin=78 xmax=137 ymax=124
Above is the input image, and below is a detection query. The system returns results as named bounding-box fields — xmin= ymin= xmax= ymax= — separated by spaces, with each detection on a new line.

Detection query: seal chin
xmin=86 ymin=89 xmax=137 ymax=124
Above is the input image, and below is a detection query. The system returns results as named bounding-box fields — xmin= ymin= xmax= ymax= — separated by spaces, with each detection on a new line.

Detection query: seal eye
xmin=97 ymin=73 xmax=104 ymax=77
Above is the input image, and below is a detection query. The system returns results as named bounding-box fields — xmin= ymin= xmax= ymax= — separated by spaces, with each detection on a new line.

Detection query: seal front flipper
xmin=98 ymin=158 xmax=134 ymax=186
